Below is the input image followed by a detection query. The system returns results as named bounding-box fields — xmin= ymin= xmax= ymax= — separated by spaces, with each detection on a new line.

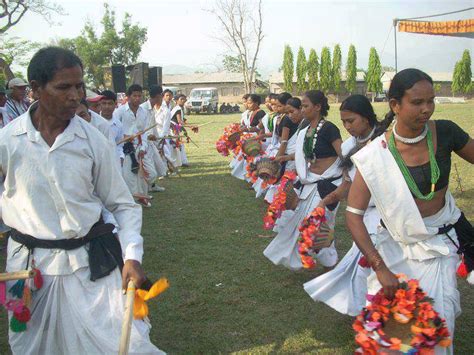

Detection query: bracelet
xmin=281 ymin=140 xmax=288 ymax=143
xmin=344 ymin=175 xmax=352 ymax=182
xmin=346 ymin=206 xmax=365 ymax=216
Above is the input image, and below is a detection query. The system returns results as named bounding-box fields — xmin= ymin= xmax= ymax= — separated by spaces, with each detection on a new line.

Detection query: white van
xmin=185 ymin=87 xmax=219 ymax=114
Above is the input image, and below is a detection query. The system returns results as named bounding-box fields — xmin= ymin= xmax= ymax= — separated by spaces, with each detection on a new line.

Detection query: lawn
xmin=0 ymin=102 xmax=472 ymax=354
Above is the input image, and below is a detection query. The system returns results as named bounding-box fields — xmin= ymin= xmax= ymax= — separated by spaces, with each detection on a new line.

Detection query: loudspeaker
xmin=148 ymin=66 xmax=163 ymax=87
xmin=128 ymin=62 xmax=149 ymax=90
xmin=111 ymin=65 xmax=126 ymax=93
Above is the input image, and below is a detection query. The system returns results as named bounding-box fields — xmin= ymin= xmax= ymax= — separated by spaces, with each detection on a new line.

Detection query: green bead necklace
xmin=388 ymin=128 xmax=440 ymax=200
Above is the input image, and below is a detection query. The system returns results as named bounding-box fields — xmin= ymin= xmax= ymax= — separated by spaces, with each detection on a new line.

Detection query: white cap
xmin=8 ymin=78 xmax=28 ymax=89
xmin=86 ymin=89 xmax=104 ymax=102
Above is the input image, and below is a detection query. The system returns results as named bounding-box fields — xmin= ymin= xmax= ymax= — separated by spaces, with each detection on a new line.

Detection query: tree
xmin=1 ymin=0 xmax=63 ymax=34
xmin=58 ymin=3 xmax=147 ymax=88
xmin=0 ymin=36 xmax=40 ymax=83
xmin=282 ymin=45 xmax=294 ymax=92
xmin=366 ymin=47 xmax=382 ymax=101
xmin=345 ymin=44 xmax=357 ymax=94
xmin=307 ymin=49 xmax=319 ymax=90
xmin=319 ymin=47 xmax=331 ymax=94
xmin=209 ymin=0 xmax=264 ymax=93
xmin=222 ymin=55 xmax=242 ymax=73
xmin=332 ymin=44 xmax=342 ymax=101
xmin=296 ymin=46 xmax=307 ymax=94
xmin=452 ymin=49 xmax=472 ymax=95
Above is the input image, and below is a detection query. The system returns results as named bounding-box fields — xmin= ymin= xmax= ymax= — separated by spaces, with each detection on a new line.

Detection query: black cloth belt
xmin=9 ymin=219 xmax=124 ymax=281
xmin=380 ymin=213 xmax=474 ymax=272
xmin=295 ymin=175 xmax=342 ymax=211
xmin=123 ymin=141 xmax=139 ymax=174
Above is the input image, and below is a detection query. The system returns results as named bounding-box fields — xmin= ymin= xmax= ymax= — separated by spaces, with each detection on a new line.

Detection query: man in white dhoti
xmin=150 ymin=89 xmax=180 ymax=170
xmin=114 ymin=84 xmax=158 ymax=207
xmin=140 ymin=86 xmax=167 ymax=191
xmin=1 ymin=46 xmax=163 ymax=354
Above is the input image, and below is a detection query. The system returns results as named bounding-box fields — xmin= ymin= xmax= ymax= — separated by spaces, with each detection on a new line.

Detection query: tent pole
xmin=393 ymin=18 xmax=398 ymax=73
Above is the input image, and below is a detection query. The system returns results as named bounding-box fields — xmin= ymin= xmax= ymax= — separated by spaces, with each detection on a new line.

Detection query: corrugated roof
xmin=163 ymin=71 xmax=249 ymax=84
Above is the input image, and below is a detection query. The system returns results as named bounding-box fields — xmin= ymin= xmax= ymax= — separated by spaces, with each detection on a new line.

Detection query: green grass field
xmin=0 ymin=102 xmax=472 ymax=354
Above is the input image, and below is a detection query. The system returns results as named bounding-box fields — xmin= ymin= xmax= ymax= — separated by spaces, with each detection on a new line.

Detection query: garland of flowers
xmin=297 ymin=206 xmax=328 ymax=269
xmin=2 ymin=268 xmax=43 ymax=332
xmin=215 ymin=123 xmax=241 ymax=156
xmin=263 ymin=171 xmax=297 ymax=230
xmin=353 ymin=275 xmax=451 ymax=354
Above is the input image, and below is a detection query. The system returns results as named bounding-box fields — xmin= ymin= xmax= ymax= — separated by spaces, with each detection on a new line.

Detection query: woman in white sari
xmin=229 ymin=94 xmax=250 ymax=176
xmin=304 ymin=94 xmax=380 ymax=315
xmin=346 ymin=69 xmax=473 ymax=353
xmin=263 ymin=90 xmax=344 ymax=270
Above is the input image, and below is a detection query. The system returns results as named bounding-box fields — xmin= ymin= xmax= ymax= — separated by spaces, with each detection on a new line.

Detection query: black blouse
xmin=407 ymin=120 xmax=470 ymax=195
xmin=312 ymin=121 xmax=341 ymax=158
xmin=278 ymin=115 xmax=300 ymax=139
xmin=250 ymin=109 xmax=266 ymax=127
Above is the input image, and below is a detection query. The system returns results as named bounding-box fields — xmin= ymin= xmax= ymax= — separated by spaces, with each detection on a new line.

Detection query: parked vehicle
xmin=185 ymin=87 xmax=219 ymax=114
xmin=373 ymin=92 xmax=387 ymax=102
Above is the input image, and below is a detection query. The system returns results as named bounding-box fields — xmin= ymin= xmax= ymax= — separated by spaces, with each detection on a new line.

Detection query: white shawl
xmin=351 ymin=135 xmax=460 ymax=261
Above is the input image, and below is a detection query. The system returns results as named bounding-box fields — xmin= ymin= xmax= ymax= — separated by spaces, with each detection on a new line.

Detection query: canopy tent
xmin=398 ymin=19 xmax=474 ymax=39
xmin=392 ymin=7 xmax=473 ymax=72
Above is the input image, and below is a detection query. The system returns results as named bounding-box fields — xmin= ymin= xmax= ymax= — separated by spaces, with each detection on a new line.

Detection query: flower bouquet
xmin=297 ymin=207 xmax=334 ymax=268
xmin=353 ymin=275 xmax=451 ymax=354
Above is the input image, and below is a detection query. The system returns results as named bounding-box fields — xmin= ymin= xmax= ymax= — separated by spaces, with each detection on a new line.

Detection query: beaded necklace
xmin=388 ymin=129 xmax=440 ymax=200
xmin=303 ymin=119 xmax=325 ymax=163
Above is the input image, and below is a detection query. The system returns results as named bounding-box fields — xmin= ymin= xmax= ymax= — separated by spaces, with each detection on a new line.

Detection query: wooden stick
xmin=117 ymin=123 xmax=159 ymax=145
xmin=0 ymin=270 xmax=35 ymax=282
xmin=119 ymin=280 xmax=136 ymax=355
xmin=184 ymin=122 xmax=212 ymax=129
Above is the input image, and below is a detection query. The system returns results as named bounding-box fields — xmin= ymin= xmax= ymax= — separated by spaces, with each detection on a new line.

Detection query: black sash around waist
xmin=294 ymin=175 xmax=342 ymax=211
xmin=9 ymin=219 xmax=124 ymax=281
xmin=380 ymin=213 xmax=474 ymax=272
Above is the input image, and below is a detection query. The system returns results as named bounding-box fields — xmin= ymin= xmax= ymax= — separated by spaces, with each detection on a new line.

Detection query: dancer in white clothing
xmin=2 ymin=46 xmax=163 ymax=354
xmin=304 ymin=95 xmax=380 ymax=316
xmin=347 ymin=69 xmax=473 ymax=353
xmin=114 ymin=84 xmax=158 ymax=207
xmin=263 ymin=90 xmax=344 ymax=270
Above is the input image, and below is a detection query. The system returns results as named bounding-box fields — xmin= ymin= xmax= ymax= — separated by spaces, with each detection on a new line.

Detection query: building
xmin=163 ymin=72 xmax=267 ymax=103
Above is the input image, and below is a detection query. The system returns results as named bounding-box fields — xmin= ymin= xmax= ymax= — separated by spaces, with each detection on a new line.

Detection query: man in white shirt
xmin=113 ymin=84 xmax=157 ymax=207
xmin=152 ymin=89 xmax=181 ymax=169
xmin=140 ymin=85 xmax=167 ymax=191
xmin=100 ymin=89 xmax=125 ymax=166
xmin=1 ymin=46 xmax=162 ymax=354
xmin=4 ymin=77 xmax=30 ymax=125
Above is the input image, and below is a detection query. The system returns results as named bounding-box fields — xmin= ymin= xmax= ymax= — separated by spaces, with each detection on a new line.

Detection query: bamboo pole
xmin=0 ymin=270 xmax=35 ymax=282
xmin=119 ymin=280 xmax=136 ymax=355
xmin=117 ymin=123 xmax=159 ymax=145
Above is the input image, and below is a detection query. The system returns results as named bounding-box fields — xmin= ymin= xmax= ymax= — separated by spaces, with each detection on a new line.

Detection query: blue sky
xmin=6 ymin=0 xmax=474 ymax=77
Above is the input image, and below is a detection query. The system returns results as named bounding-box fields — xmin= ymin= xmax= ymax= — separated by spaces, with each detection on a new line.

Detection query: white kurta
xmin=0 ymin=107 xmax=163 ymax=354
xmin=114 ymin=103 xmax=157 ymax=194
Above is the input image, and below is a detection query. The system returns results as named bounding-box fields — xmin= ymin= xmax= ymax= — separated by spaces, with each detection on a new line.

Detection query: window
xmin=233 ymin=87 xmax=241 ymax=96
